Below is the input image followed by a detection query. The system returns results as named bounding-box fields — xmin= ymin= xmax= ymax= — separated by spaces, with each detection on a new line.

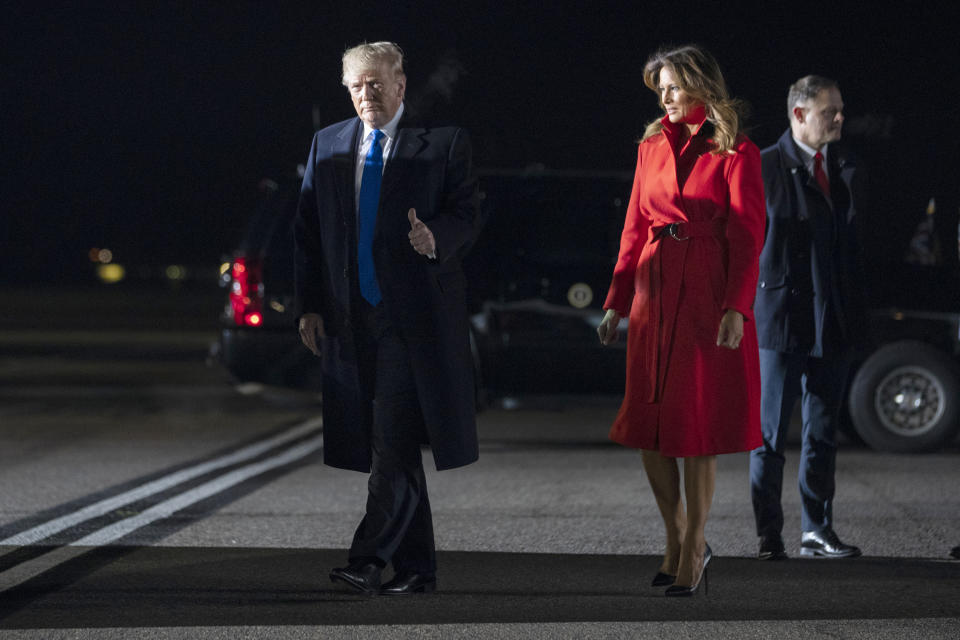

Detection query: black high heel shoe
xmin=651 ymin=571 xmax=676 ymax=587
xmin=665 ymin=543 xmax=712 ymax=597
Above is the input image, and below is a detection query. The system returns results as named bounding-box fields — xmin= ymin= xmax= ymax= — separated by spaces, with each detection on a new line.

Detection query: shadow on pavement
xmin=1 ymin=547 xmax=958 ymax=628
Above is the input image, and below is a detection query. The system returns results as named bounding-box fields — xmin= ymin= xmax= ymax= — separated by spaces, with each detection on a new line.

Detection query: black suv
xmin=215 ymin=170 xmax=960 ymax=452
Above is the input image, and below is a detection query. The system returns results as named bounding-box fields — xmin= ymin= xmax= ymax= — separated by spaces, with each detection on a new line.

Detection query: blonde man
xmin=295 ymin=42 xmax=484 ymax=595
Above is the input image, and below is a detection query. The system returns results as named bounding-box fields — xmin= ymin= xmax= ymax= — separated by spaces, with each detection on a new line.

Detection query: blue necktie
xmin=357 ymin=129 xmax=384 ymax=305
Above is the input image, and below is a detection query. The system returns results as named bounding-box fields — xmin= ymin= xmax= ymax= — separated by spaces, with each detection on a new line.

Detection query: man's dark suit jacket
xmin=754 ymin=129 xmax=867 ymax=357
xmin=294 ymin=114 xmax=484 ymax=472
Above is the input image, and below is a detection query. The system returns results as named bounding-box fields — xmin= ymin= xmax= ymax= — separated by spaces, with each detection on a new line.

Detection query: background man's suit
xmin=294 ymin=113 xmax=483 ymax=576
xmin=749 ymin=129 xmax=866 ymax=539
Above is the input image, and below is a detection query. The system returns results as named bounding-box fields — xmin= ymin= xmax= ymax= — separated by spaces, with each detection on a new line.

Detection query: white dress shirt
xmin=792 ymin=136 xmax=829 ymax=185
xmin=354 ymin=102 xmax=405 ymax=209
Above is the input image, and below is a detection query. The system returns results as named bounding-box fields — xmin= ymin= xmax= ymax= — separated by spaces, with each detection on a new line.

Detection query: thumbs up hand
xmin=407 ymin=208 xmax=436 ymax=258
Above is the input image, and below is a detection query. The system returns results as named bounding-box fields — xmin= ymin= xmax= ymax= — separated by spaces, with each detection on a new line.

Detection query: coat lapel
xmin=332 ymin=119 xmax=362 ymax=225
xmin=380 ymin=123 xmax=428 ymax=203
xmin=780 ymin=132 xmax=817 ymax=220
xmin=829 ymin=144 xmax=856 ymax=223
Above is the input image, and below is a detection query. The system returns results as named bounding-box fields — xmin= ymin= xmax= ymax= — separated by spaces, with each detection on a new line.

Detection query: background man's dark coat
xmin=754 ymin=129 xmax=867 ymax=356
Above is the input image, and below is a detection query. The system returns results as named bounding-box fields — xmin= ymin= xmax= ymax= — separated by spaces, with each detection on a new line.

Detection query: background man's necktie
xmin=357 ymin=130 xmax=385 ymax=305
xmin=813 ymin=151 xmax=830 ymax=200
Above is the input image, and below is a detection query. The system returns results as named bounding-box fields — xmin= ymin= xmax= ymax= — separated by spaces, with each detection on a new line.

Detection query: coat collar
xmin=777 ymin=128 xmax=855 ymax=174
xmin=778 ymin=129 xmax=808 ymax=170
xmin=659 ymin=105 xmax=709 ymax=149
xmin=330 ymin=114 xmax=431 ymax=214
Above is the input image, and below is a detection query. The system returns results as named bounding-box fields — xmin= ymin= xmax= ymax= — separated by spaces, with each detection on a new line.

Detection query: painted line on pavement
xmin=73 ymin=435 xmax=322 ymax=545
xmin=0 ymin=434 xmax=322 ymax=594
xmin=0 ymin=417 xmax=322 ymax=546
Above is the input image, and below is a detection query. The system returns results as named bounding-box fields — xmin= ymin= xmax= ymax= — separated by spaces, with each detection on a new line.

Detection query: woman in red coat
xmin=597 ymin=45 xmax=764 ymax=596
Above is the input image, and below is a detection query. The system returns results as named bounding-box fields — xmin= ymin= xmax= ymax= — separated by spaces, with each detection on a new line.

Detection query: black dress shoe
xmin=758 ymin=534 xmax=788 ymax=561
xmin=651 ymin=571 xmax=676 ymax=587
xmin=380 ymin=571 xmax=437 ymax=595
xmin=951 ymin=546 xmax=960 ymax=560
xmin=665 ymin=543 xmax=711 ymax=597
xmin=330 ymin=562 xmax=381 ymax=594
xmin=800 ymin=529 xmax=861 ymax=558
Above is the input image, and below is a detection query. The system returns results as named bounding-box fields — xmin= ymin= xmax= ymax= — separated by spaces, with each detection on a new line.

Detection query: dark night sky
xmin=4 ymin=2 xmax=959 ymax=283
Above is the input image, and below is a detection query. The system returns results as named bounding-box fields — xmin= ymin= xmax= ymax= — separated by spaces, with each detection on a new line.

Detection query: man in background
xmin=750 ymin=75 xmax=866 ymax=561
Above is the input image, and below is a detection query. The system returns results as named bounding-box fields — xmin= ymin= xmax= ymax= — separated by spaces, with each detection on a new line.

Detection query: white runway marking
xmin=72 ymin=435 xmax=322 ymax=546
xmin=0 ymin=418 xmax=321 ymax=547
xmin=0 ymin=433 xmax=322 ymax=593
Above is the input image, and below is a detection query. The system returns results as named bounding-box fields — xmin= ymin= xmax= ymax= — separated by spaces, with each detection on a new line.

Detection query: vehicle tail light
xmin=229 ymin=256 xmax=264 ymax=327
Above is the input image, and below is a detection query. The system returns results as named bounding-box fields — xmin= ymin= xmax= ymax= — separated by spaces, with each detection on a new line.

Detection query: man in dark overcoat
xmin=294 ymin=41 xmax=484 ymax=595
xmin=749 ymin=75 xmax=867 ymax=561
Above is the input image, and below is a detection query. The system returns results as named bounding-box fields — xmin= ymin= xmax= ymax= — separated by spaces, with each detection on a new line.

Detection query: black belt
xmin=652 ymin=219 xmax=724 ymax=242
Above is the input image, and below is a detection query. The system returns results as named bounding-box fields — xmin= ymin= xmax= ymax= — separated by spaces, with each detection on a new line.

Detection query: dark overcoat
xmin=754 ymin=130 xmax=867 ymax=357
xmin=293 ymin=114 xmax=484 ymax=472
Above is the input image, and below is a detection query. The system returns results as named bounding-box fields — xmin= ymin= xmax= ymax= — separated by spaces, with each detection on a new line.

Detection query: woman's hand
xmin=597 ymin=309 xmax=622 ymax=345
xmin=716 ymin=309 xmax=744 ymax=349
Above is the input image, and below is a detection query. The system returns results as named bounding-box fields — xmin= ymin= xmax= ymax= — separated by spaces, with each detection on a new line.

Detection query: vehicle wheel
xmin=848 ymin=341 xmax=960 ymax=452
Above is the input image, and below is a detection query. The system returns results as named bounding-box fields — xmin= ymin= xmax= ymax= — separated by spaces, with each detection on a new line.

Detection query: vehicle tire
xmin=848 ymin=341 xmax=960 ymax=452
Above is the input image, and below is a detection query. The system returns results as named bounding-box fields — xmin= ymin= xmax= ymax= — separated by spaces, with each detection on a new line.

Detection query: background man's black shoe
xmin=800 ymin=529 xmax=861 ymax=558
xmin=380 ymin=571 xmax=437 ymax=595
xmin=758 ymin=534 xmax=788 ymax=560
xmin=951 ymin=546 xmax=960 ymax=559
xmin=330 ymin=562 xmax=381 ymax=594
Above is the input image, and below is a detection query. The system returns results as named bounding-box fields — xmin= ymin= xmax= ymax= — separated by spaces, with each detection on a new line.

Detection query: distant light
xmin=245 ymin=312 xmax=262 ymax=326
xmin=89 ymin=248 xmax=101 ymax=262
xmin=233 ymin=262 xmax=246 ymax=274
xmin=893 ymin=311 xmax=905 ymax=320
xmin=219 ymin=262 xmax=231 ymax=276
xmin=269 ymin=300 xmax=286 ymax=313
xmin=98 ymin=249 xmax=113 ymax=263
xmin=235 ymin=382 xmax=265 ymax=396
xmin=567 ymin=282 xmax=593 ymax=309
xmin=165 ymin=265 xmax=187 ymax=280
xmin=97 ymin=263 xmax=125 ymax=283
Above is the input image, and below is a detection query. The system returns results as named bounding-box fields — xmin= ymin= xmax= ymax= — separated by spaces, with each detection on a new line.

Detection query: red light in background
xmin=229 ymin=256 xmax=264 ymax=327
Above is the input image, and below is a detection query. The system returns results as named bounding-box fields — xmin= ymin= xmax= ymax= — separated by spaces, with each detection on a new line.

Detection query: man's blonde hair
xmin=341 ymin=41 xmax=405 ymax=85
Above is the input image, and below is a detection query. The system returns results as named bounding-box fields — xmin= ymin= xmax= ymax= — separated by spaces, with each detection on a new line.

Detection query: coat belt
xmin=638 ymin=218 xmax=724 ymax=403
xmin=652 ymin=218 xmax=724 ymax=242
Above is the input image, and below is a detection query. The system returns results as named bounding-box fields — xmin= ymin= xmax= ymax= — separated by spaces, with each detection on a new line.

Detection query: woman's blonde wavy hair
xmin=640 ymin=45 xmax=745 ymax=154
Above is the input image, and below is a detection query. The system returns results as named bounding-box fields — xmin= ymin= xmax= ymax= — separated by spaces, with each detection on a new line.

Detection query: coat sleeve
xmin=604 ymin=143 xmax=650 ymax=316
xmin=425 ymin=128 xmax=484 ymax=263
xmin=721 ymin=140 xmax=765 ymax=321
xmin=293 ymin=132 xmax=327 ymax=322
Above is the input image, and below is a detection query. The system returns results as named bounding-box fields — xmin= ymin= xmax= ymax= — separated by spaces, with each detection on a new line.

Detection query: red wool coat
xmin=604 ymin=112 xmax=764 ymax=457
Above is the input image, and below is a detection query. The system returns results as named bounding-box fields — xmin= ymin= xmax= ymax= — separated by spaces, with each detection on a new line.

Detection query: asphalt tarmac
xmin=1 ymin=285 xmax=958 ymax=638
xmin=1 ymin=547 xmax=957 ymax=629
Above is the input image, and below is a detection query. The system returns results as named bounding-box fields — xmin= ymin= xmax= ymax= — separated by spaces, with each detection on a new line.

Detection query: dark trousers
xmin=348 ymin=303 xmax=436 ymax=575
xmin=749 ymin=348 xmax=851 ymax=536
